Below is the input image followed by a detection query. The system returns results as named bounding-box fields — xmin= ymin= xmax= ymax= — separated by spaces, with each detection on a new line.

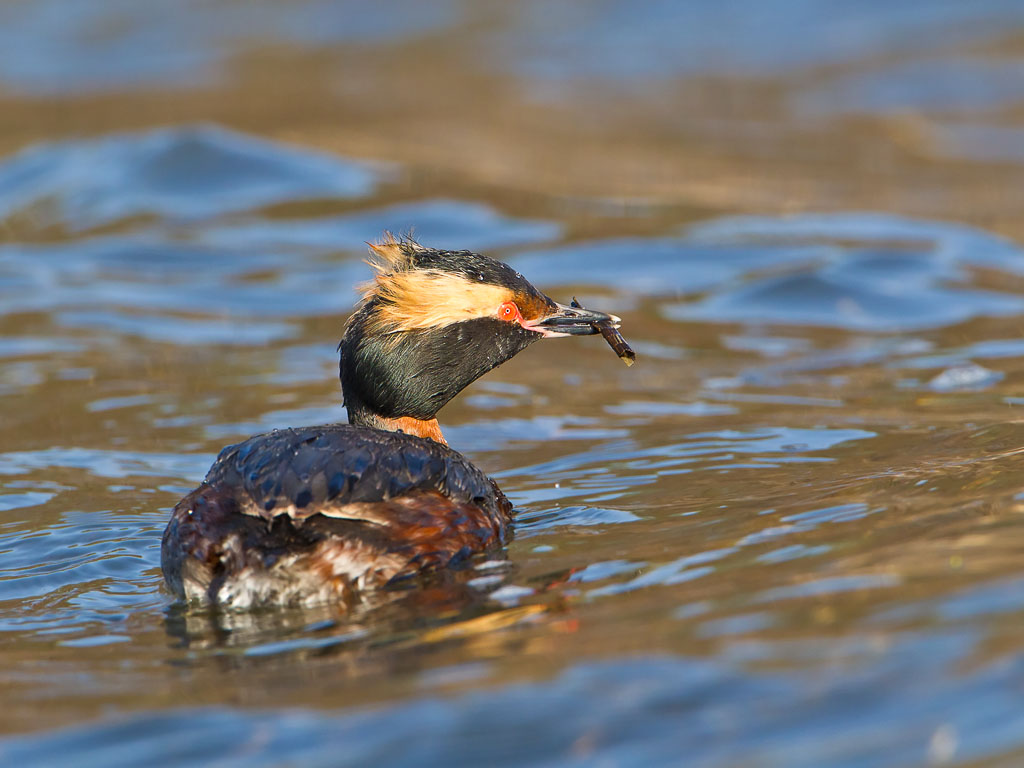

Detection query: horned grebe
xmin=161 ymin=235 xmax=629 ymax=609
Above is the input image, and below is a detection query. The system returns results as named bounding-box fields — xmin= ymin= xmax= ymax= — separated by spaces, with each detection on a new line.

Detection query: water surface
xmin=5 ymin=3 xmax=1024 ymax=766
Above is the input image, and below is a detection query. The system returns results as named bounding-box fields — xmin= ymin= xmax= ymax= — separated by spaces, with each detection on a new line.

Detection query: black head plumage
xmin=339 ymin=237 xmax=553 ymax=427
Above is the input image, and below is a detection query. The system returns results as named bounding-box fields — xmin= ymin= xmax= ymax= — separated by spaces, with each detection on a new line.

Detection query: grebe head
xmin=339 ymin=234 xmax=618 ymax=440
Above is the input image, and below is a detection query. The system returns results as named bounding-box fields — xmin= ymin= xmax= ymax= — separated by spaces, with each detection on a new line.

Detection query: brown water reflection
xmin=6 ymin=2 xmax=1024 ymax=766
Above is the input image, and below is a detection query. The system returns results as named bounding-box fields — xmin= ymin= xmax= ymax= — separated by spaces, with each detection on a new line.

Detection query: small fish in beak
xmin=571 ymin=297 xmax=635 ymax=367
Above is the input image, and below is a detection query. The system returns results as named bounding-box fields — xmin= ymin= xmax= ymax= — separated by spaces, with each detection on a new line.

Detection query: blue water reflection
xmin=0 ymin=0 xmax=456 ymax=94
xmin=0 ymin=126 xmax=380 ymax=229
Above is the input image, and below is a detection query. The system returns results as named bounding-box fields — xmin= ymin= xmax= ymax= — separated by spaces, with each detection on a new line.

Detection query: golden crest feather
xmin=351 ymin=234 xmax=516 ymax=340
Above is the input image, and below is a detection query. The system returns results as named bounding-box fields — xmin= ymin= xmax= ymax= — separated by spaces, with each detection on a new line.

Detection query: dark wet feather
xmin=205 ymin=425 xmax=502 ymax=523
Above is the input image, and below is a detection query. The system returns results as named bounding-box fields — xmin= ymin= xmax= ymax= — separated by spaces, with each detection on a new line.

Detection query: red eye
xmin=498 ymin=301 xmax=520 ymax=322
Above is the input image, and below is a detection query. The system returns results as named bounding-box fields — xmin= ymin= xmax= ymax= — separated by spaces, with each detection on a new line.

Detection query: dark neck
xmin=339 ymin=311 xmax=539 ymax=437
xmin=347 ymin=401 xmax=447 ymax=445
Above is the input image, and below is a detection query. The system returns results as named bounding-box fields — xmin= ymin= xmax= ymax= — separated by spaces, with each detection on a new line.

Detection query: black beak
xmin=521 ymin=301 xmax=620 ymax=338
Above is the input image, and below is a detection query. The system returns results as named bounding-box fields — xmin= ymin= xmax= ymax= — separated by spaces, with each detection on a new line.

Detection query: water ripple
xmin=673 ymin=213 xmax=1024 ymax=331
xmin=0 ymin=448 xmax=213 ymax=480
xmin=199 ymin=199 xmax=561 ymax=254
xmin=0 ymin=125 xmax=380 ymax=229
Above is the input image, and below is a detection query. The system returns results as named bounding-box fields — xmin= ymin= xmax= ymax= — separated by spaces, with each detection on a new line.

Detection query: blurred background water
xmin=4 ymin=2 xmax=1024 ymax=766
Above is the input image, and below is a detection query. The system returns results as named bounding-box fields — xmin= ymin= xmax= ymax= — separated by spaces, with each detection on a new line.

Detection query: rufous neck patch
xmin=378 ymin=415 xmax=447 ymax=444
